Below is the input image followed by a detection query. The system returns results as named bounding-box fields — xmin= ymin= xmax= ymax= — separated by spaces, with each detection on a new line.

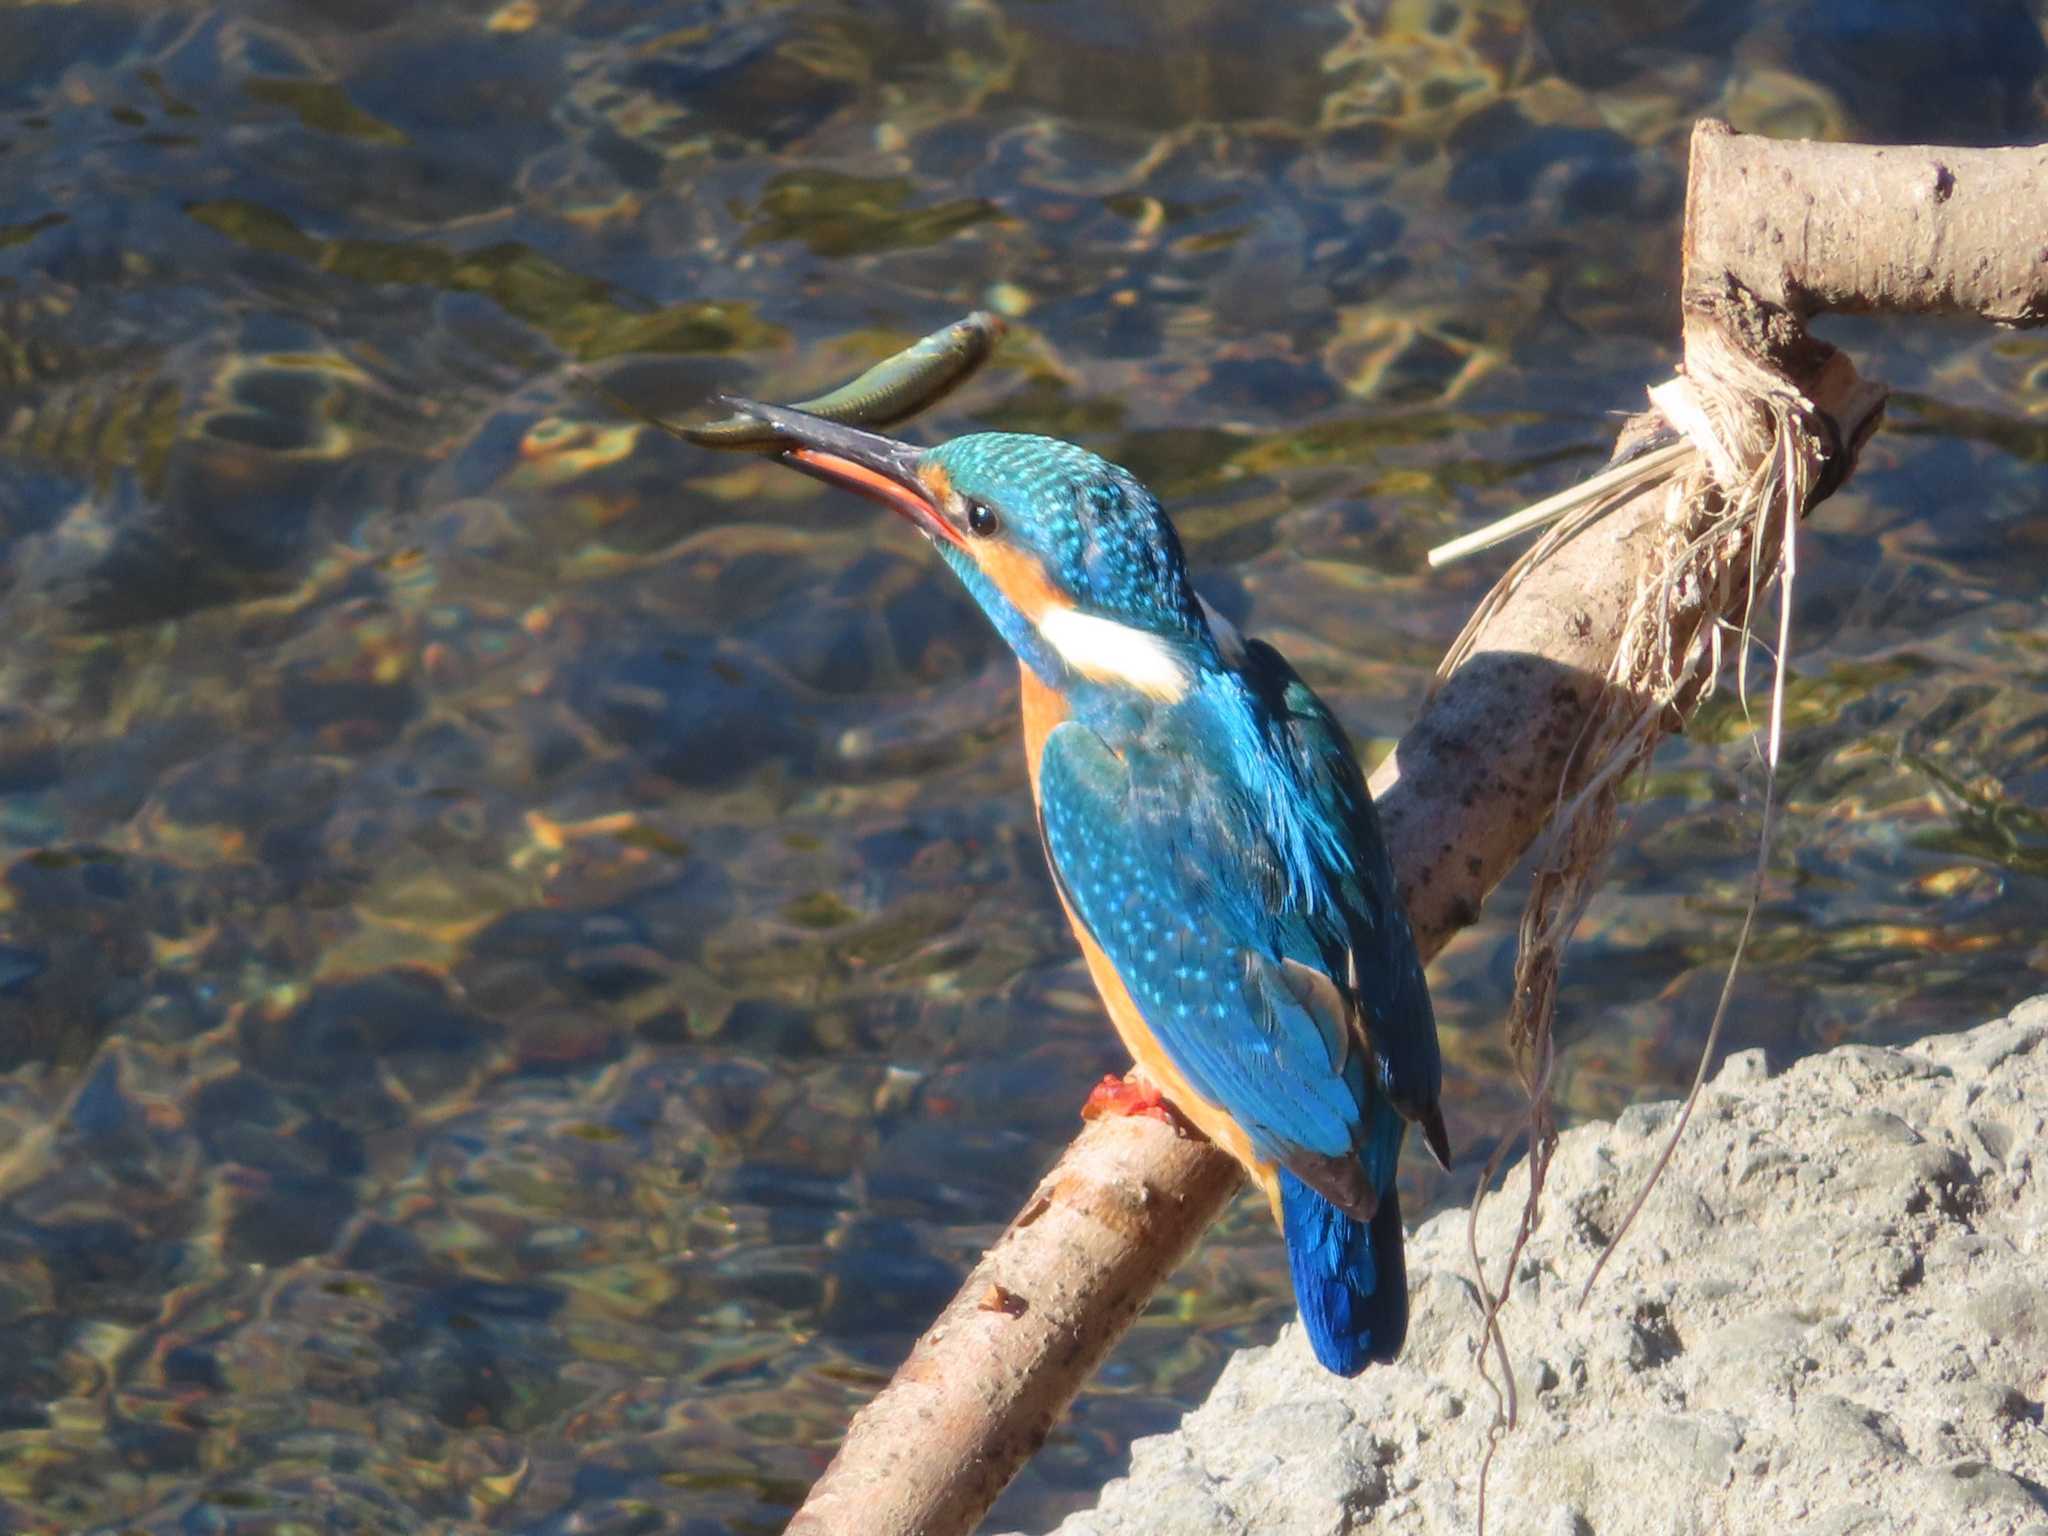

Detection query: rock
xmin=1712 ymin=1046 xmax=1771 ymax=1087
xmin=1015 ymin=995 xmax=2048 ymax=1536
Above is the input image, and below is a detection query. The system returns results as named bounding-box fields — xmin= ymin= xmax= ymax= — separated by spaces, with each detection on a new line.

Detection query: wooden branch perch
xmin=1685 ymin=121 xmax=2048 ymax=333
xmin=783 ymin=120 xmax=2047 ymax=1536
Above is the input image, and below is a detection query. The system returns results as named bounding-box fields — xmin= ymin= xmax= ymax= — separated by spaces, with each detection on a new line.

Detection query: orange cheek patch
xmin=972 ymin=542 xmax=1065 ymax=624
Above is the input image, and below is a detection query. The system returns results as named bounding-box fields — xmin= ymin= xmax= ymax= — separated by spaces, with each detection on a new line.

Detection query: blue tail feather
xmin=1279 ymin=1168 xmax=1408 ymax=1376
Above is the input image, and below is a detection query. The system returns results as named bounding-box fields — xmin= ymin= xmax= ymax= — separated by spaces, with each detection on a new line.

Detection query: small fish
xmin=571 ymin=310 xmax=1005 ymax=452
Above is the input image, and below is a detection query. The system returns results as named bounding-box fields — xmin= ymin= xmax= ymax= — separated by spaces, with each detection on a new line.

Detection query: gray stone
xmin=1805 ymin=1506 xmax=1888 ymax=1536
xmin=1913 ymin=1002 xmax=2048 ymax=1073
xmin=1640 ymin=1411 xmax=1742 ymax=1482
xmin=1020 ymin=994 xmax=2048 ymax=1536
xmin=1964 ymin=1280 xmax=2048 ymax=1347
xmin=1615 ymin=1099 xmax=1678 ymax=1138
xmin=1915 ymin=1459 xmax=2046 ymax=1520
xmin=1956 ymin=1382 xmax=2032 ymax=1423
xmin=1799 ymin=1394 xmax=1906 ymax=1458
xmin=1714 ymin=1047 xmax=1772 ymax=1086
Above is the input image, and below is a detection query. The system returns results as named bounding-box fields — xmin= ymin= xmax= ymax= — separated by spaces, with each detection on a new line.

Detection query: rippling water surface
xmin=0 ymin=1 xmax=2043 ymax=1531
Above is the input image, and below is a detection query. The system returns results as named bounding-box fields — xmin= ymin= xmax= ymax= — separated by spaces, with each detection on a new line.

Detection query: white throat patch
xmin=1036 ymin=606 xmax=1192 ymax=703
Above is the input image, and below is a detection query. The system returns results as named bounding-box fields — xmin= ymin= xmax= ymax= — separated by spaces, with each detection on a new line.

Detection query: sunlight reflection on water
xmin=0 ymin=1 xmax=2043 ymax=1531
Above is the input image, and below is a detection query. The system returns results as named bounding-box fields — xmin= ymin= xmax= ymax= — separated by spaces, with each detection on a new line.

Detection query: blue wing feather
xmin=1036 ymin=721 xmax=1362 ymax=1168
xmin=1037 ymin=702 xmax=1421 ymax=1192
xmin=1235 ymin=639 xmax=1443 ymax=1148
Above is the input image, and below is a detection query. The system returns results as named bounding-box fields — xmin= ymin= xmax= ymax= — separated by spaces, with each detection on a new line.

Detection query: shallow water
xmin=0 ymin=1 xmax=2043 ymax=1531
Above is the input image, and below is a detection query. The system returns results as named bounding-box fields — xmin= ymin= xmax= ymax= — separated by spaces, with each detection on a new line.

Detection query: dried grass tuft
xmin=1461 ymin=335 xmax=1840 ymax=1533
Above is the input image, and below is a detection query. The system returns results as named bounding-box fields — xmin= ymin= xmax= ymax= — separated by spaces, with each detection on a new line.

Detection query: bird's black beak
xmin=719 ymin=398 xmax=965 ymax=549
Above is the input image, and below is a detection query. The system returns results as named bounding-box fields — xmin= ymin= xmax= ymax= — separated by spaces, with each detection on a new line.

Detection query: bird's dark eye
xmin=964 ymin=500 xmax=1001 ymax=538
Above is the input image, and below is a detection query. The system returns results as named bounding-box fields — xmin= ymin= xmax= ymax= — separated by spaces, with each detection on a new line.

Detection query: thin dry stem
xmin=1579 ymin=417 xmax=1802 ymax=1306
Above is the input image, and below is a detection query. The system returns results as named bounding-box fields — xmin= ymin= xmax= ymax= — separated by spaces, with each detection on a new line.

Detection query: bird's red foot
xmin=1081 ymin=1073 xmax=1178 ymax=1127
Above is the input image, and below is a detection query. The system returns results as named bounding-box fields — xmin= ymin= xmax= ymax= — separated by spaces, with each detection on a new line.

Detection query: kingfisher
xmin=727 ymin=399 xmax=1448 ymax=1375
